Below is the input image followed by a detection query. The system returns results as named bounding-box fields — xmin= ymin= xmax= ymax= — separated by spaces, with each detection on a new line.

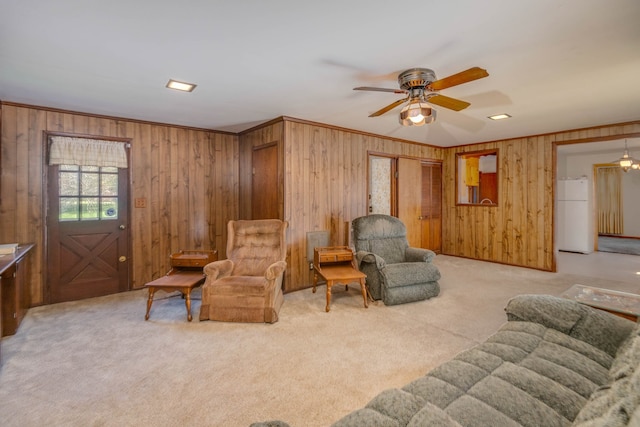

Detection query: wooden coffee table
xmin=144 ymin=271 xmax=205 ymax=321
xmin=144 ymin=249 xmax=217 ymax=322
xmin=561 ymin=284 xmax=640 ymax=322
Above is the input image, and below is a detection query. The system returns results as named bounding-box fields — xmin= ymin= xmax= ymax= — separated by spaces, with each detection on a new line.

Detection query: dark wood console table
xmin=1 ymin=243 xmax=35 ymax=362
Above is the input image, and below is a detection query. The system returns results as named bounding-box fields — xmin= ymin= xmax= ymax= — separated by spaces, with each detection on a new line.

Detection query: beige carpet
xmin=0 ymin=255 xmax=637 ymax=427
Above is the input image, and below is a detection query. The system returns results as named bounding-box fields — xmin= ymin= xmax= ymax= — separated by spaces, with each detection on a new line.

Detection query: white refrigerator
xmin=557 ymin=178 xmax=593 ymax=253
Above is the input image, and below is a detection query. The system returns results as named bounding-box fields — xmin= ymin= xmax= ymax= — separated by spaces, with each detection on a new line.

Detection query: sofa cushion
xmin=572 ymin=324 xmax=640 ymax=426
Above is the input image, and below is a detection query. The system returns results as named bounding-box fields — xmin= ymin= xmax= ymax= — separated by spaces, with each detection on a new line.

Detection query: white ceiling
xmin=1 ymin=0 xmax=640 ymax=147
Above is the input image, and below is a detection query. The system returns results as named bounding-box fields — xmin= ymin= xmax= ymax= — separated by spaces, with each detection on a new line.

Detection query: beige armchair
xmin=199 ymin=219 xmax=288 ymax=323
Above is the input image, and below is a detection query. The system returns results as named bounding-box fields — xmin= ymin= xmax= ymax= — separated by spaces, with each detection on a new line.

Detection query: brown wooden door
xmin=251 ymin=144 xmax=279 ymax=219
xmin=421 ymin=162 xmax=442 ymax=253
xmin=47 ymin=164 xmax=130 ymax=303
xmin=397 ymin=158 xmax=442 ymax=252
xmin=397 ymin=158 xmax=422 ymax=247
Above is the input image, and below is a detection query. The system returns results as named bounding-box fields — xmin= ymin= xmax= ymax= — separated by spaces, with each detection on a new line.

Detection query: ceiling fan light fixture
xmin=399 ymin=100 xmax=435 ymax=126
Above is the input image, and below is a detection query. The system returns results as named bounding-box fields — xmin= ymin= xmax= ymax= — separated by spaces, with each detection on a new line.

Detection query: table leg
xmin=312 ymin=271 xmax=318 ymax=293
xmin=184 ymin=289 xmax=193 ymax=322
xmin=145 ymin=288 xmax=156 ymax=320
xmin=326 ymin=280 xmax=332 ymax=312
xmin=359 ymin=279 xmax=368 ymax=308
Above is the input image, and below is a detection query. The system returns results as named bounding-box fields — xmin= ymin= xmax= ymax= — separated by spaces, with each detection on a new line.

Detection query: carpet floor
xmin=0 ymin=255 xmax=638 ymax=427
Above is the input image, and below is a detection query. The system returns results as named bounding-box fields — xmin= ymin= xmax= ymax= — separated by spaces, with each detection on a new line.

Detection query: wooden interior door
xmin=397 ymin=158 xmax=422 ymax=247
xmin=251 ymin=144 xmax=279 ymax=219
xmin=421 ymin=162 xmax=442 ymax=253
xmin=397 ymin=158 xmax=442 ymax=252
xmin=47 ymin=164 xmax=130 ymax=303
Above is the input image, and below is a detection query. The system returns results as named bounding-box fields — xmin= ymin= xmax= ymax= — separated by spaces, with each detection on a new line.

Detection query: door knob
xmin=119 ymin=256 xmax=127 ymax=262
xmin=119 ymin=224 xmax=126 ymax=230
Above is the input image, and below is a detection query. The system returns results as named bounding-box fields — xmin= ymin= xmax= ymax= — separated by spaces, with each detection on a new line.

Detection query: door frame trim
xmin=42 ymin=131 xmax=133 ymax=304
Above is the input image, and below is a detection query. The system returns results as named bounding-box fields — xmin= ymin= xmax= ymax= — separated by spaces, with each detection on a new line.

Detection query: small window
xmin=456 ymin=149 xmax=499 ymax=205
xmin=58 ymin=165 xmax=119 ymax=221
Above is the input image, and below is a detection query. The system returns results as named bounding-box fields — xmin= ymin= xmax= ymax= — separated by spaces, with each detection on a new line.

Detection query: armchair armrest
xmin=405 ymin=247 xmax=436 ymax=263
xmin=265 ymin=260 xmax=287 ymax=281
xmin=505 ymin=294 xmax=636 ymax=357
xmin=355 ymin=250 xmax=386 ymax=269
xmin=203 ymin=259 xmax=234 ymax=281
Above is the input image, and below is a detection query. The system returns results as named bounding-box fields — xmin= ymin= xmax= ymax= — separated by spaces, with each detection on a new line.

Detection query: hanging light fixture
xmin=399 ymin=97 xmax=436 ymax=126
xmin=615 ymin=140 xmax=639 ymax=172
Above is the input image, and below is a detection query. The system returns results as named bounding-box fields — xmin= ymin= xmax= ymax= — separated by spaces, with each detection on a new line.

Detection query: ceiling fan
xmin=353 ymin=67 xmax=489 ymax=126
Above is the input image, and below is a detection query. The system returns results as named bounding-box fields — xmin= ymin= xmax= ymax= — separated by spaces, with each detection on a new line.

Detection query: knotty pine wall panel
xmin=0 ymin=103 xmax=239 ymax=305
xmin=442 ymin=121 xmax=640 ymax=272
xmin=281 ymin=119 xmax=442 ymax=292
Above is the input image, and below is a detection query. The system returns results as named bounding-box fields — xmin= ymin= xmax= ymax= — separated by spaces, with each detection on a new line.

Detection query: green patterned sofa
xmin=253 ymin=294 xmax=640 ymax=426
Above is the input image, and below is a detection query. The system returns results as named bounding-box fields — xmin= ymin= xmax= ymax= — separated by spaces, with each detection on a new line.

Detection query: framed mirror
xmin=456 ymin=149 xmax=499 ymax=205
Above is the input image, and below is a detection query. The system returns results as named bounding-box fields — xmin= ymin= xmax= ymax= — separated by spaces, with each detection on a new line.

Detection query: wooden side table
xmin=144 ymin=250 xmax=217 ymax=321
xmin=313 ymin=246 xmax=368 ymax=312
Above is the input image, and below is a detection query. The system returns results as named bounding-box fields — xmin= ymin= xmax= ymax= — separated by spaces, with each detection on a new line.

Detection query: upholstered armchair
xmin=199 ymin=219 xmax=288 ymax=323
xmin=352 ymin=214 xmax=440 ymax=306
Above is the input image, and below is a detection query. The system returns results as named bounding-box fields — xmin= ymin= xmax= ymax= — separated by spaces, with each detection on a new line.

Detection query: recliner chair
xmin=352 ymin=214 xmax=440 ymax=306
xmin=199 ymin=219 xmax=287 ymax=323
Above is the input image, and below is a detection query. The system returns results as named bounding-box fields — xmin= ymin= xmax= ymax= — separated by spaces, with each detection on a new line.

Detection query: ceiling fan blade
xmin=429 ymin=67 xmax=489 ymax=91
xmin=369 ymin=98 xmax=408 ymax=117
xmin=354 ymin=86 xmax=407 ymax=94
xmin=428 ymin=94 xmax=470 ymax=111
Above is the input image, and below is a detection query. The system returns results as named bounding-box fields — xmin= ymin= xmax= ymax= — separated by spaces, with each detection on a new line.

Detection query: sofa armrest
xmin=505 ymin=294 xmax=636 ymax=357
xmin=405 ymin=247 xmax=436 ymax=263
xmin=355 ymin=250 xmax=385 ymax=269
xmin=203 ymin=259 xmax=234 ymax=281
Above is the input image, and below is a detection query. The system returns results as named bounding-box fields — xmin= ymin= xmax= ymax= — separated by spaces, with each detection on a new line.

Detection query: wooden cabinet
xmin=1 ymin=243 xmax=34 ymax=361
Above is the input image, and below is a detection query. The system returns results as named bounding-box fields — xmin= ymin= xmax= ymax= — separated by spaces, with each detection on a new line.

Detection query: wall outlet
xmin=135 ymin=198 xmax=147 ymax=208
xmin=309 ymin=262 xmax=314 ymax=270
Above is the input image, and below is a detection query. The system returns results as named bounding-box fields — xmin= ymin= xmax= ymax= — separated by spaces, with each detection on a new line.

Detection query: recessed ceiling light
xmin=166 ymin=79 xmax=197 ymax=92
xmin=488 ymin=113 xmax=511 ymax=120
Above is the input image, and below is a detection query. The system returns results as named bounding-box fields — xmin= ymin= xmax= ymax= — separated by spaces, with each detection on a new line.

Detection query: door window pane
xmin=101 ymin=198 xmax=118 ymax=219
xmin=81 ymin=172 xmax=99 ymax=196
xmin=101 ymin=174 xmax=118 ymax=196
xmin=58 ymin=166 xmax=119 ymax=221
xmin=59 ymin=172 xmax=79 ymax=196
xmin=81 ymin=197 xmax=100 ymax=219
xmin=59 ymin=198 xmax=79 ymax=221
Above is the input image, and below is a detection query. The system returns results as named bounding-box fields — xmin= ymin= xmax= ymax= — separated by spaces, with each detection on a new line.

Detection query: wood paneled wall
xmin=279 ymin=118 xmax=441 ymax=292
xmin=3 ymin=100 xmax=638 ymax=304
xmin=0 ymin=103 xmax=239 ymax=305
xmin=442 ymin=121 xmax=640 ymax=271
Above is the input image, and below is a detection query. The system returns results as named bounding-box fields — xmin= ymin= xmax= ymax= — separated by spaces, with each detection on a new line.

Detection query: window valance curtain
xmin=49 ymin=136 xmax=128 ymax=168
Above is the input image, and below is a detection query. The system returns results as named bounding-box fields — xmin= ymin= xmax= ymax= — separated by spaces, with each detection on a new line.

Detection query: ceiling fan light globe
xmin=399 ymin=102 xmax=434 ymax=127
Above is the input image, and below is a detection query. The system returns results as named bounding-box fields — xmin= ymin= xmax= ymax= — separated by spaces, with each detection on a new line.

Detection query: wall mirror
xmin=456 ymin=149 xmax=499 ymax=205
